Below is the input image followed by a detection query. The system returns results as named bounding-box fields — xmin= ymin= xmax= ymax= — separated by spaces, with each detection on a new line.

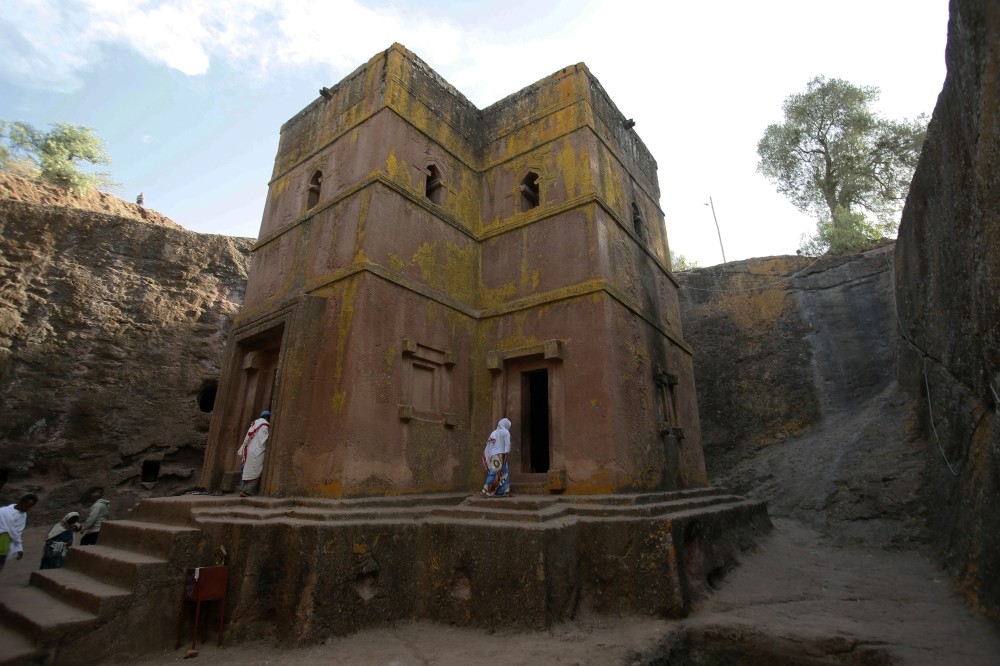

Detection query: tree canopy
xmin=0 ymin=120 xmax=116 ymax=193
xmin=670 ymin=250 xmax=699 ymax=272
xmin=756 ymin=77 xmax=926 ymax=255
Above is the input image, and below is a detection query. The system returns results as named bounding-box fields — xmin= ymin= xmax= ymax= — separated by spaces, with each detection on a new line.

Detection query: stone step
xmin=189 ymin=492 xmax=750 ymax=528
xmin=0 ymin=586 xmax=96 ymax=644
xmin=0 ymin=624 xmax=43 ymax=666
xmin=64 ymin=545 xmax=168 ymax=590
xmin=565 ymin=494 xmax=745 ymax=519
xmin=129 ymin=493 xmax=471 ymax=526
xmin=29 ymin=567 xmax=132 ymax=616
xmin=668 ymin=497 xmax=769 ymax=522
xmin=100 ymin=519 xmax=202 ymax=558
xmin=125 ymin=496 xmax=212 ymax=526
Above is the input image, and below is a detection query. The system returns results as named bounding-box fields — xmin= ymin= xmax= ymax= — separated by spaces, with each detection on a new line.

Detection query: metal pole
xmin=707 ymin=196 xmax=727 ymax=264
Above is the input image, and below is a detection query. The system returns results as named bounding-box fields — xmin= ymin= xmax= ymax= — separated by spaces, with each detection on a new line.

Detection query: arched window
xmin=307 ymin=170 xmax=323 ymax=209
xmin=520 ymin=171 xmax=540 ymax=211
xmin=425 ymin=164 xmax=443 ymax=204
xmin=631 ymin=202 xmax=646 ymax=241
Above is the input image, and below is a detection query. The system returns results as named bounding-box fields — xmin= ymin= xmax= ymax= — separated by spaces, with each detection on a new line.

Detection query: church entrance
xmin=520 ymin=369 xmax=550 ymax=473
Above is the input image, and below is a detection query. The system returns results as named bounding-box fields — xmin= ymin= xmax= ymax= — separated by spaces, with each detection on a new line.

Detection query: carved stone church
xmin=202 ymin=43 xmax=705 ymax=498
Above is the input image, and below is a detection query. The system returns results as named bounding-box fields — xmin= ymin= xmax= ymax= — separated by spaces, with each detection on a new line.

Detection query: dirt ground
xmin=5 ymin=515 xmax=999 ymax=665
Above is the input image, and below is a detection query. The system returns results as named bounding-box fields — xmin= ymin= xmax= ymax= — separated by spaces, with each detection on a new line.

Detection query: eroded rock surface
xmin=894 ymin=0 xmax=1000 ymax=622
xmin=0 ymin=173 xmax=254 ymax=522
xmin=676 ymin=246 xmax=923 ymax=547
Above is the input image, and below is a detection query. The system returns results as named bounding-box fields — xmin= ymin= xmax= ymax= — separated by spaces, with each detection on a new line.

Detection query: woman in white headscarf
xmin=40 ymin=512 xmax=79 ymax=569
xmin=481 ymin=417 xmax=512 ymax=497
xmin=238 ymin=410 xmax=271 ymax=497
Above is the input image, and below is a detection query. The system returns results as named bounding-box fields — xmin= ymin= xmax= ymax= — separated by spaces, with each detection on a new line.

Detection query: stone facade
xmin=202 ymin=44 xmax=705 ymax=497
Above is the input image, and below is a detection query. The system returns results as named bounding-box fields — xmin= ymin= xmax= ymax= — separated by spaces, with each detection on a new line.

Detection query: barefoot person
xmin=481 ymin=417 xmax=512 ymax=497
xmin=238 ymin=410 xmax=271 ymax=496
xmin=0 ymin=493 xmax=38 ymax=573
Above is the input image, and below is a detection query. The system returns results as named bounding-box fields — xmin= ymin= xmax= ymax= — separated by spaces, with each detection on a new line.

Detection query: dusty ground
xmin=4 ymin=514 xmax=999 ymax=665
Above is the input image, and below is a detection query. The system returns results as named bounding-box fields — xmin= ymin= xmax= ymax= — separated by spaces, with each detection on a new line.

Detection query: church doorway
xmin=519 ymin=368 xmax=550 ymax=473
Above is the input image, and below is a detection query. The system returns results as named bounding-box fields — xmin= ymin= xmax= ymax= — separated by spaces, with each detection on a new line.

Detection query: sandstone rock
xmin=0 ymin=174 xmax=254 ymax=522
xmin=677 ymin=245 xmax=925 ymax=547
xmin=894 ymin=0 xmax=1000 ymax=623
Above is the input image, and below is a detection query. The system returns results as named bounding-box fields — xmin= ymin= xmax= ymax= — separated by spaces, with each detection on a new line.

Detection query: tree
xmin=670 ymin=250 xmax=699 ymax=272
xmin=756 ymin=77 xmax=926 ymax=255
xmin=0 ymin=120 xmax=116 ymax=193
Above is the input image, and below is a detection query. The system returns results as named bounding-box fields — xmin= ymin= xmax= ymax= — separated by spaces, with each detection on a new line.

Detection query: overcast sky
xmin=1 ymin=0 xmax=948 ymax=267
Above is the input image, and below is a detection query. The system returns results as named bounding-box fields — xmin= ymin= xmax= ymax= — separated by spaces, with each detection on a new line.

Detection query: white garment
xmin=238 ymin=417 xmax=270 ymax=481
xmin=483 ymin=418 xmax=512 ymax=459
xmin=0 ymin=503 xmax=29 ymax=559
xmin=48 ymin=512 xmax=80 ymax=539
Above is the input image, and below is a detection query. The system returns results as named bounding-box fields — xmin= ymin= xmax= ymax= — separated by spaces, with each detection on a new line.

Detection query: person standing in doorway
xmin=80 ymin=488 xmax=110 ymax=545
xmin=238 ymin=410 xmax=271 ymax=497
xmin=0 ymin=493 xmax=38 ymax=573
xmin=481 ymin=417 xmax=512 ymax=497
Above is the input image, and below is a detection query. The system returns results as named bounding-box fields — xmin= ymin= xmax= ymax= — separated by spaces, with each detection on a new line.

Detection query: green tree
xmin=0 ymin=120 xmax=116 ymax=193
xmin=670 ymin=250 xmax=698 ymax=271
xmin=756 ymin=77 xmax=926 ymax=255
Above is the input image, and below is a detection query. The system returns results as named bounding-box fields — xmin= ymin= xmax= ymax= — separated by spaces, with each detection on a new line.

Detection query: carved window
xmin=655 ymin=371 xmax=683 ymax=440
xmin=399 ymin=338 xmax=457 ymax=427
xmin=425 ymin=164 xmax=444 ymax=204
xmin=632 ymin=202 xmax=646 ymax=242
xmin=520 ymin=171 xmax=540 ymax=211
xmin=307 ymin=170 xmax=323 ymax=209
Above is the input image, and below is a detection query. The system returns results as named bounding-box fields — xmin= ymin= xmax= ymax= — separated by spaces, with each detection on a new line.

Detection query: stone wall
xmin=0 ymin=174 xmax=254 ymax=522
xmin=676 ymin=248 xmax=922 ymax=547
xmin=894 ymin=0 xmax=1000 ymax=621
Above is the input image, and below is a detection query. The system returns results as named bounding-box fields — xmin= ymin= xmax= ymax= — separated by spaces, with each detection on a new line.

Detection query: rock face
xmin=0 ymin=173 xmax=254 ymax=523
xmin=894 ymin=0 xmax=1000 ymax=621
xmin=676 ymin=246 xmax=924 ymax=547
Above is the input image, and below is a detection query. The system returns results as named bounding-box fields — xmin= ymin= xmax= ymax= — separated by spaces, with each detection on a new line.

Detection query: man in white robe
xmin=237 ymin=410 xmax=271 ymax=496
xmin=0 ymin=493 xmax=37 ymax=573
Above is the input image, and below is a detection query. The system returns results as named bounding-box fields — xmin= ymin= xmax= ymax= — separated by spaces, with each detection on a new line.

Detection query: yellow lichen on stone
xmin=720 ymin=288 xmax=787 ymax=330
xmin=388 ymin=252 xmax=405 ymax=273
xmin=555 ymin=140 xmax=580 ymax=199
xmin=566 ymin=469 xmax=617 ymax=494
xmin=311 ymin=479 xmax=342 ymax=497
xmin=412 ymin=241 xmax=476 ymax=302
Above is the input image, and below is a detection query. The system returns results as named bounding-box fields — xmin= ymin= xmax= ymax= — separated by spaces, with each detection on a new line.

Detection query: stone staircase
xmin=0 ymin=514 xmax=207 ymax=665
xmin=0 ymin=488 xmax=770 ymax=663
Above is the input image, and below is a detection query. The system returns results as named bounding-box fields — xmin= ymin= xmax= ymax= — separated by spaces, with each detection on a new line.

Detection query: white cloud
xmin=1 ymin=0 xmax=479 ymax=90
xmin=1 ymin=0 xmax=948 ymax=264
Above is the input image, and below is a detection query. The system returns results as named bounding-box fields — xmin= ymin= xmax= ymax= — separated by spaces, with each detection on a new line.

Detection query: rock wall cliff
xmin=894 ymin=0 xmax=1000 ymax=621
xmin=677 ymin=247 xmax=925 ymax=548
xmin=0 ymin=173 xmax=254 ymax=522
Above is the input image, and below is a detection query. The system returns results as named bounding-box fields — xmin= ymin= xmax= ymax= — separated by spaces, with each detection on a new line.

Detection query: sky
xmin=0 ymin=0 xmax=949 ymax=267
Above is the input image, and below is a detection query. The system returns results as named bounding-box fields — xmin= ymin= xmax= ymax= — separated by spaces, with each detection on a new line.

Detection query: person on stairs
xmin=80 ymin=487 xmax=110 ymax=545
xmin=40 ymin=511 xmax=80 ymax=569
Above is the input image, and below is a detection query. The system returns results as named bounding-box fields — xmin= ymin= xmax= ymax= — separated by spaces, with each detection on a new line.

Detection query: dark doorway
xmin=520 ymin=369 xmax=550 ymax=473
xmin=198 ymin=379 xmax=218 ymax=413
xmin=141 ymin=460 xmax=161 ymax=483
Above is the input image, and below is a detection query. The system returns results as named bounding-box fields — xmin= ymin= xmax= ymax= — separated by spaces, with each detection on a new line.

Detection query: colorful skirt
xmin=481 ymin=454 xmax=510 ymax=497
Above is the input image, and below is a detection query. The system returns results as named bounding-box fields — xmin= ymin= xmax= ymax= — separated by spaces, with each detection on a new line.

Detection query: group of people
xmin=5 ymin=411 xmax=507 ymax=576
xmin=0 ymin=488 xmax=111 ymax=573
